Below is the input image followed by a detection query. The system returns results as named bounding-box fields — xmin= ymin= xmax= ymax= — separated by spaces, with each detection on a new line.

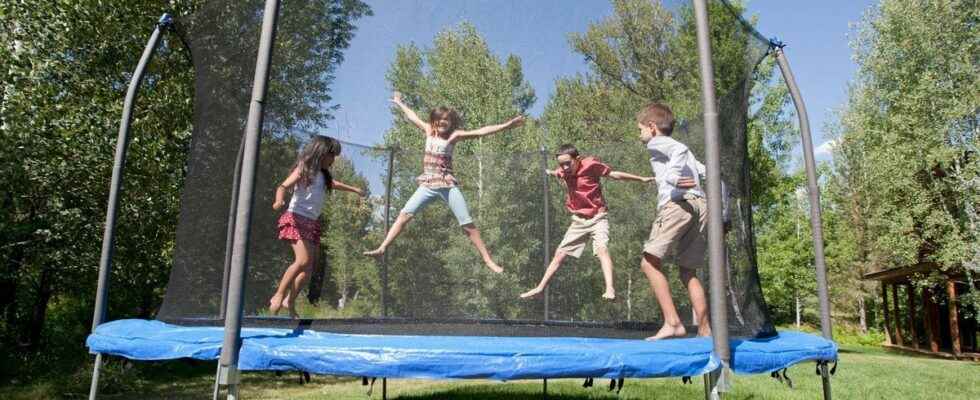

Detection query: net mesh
xmin=158 ymin=0 xmax=777 ymax=338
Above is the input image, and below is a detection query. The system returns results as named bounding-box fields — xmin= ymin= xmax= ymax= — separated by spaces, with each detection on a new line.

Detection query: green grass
xmin=2 ymin=344 xmax=978 ymax=399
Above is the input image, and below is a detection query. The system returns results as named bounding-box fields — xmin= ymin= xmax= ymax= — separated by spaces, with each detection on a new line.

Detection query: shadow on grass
xmin=387 ymin=380 xmax=654 ymax=400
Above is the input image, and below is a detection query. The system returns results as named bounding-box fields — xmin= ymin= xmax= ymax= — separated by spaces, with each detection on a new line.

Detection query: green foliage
xmin=0 ymin=0 xmax=371 ymax=379
xmin=831 ymin=0 xmax=980 ymax=314
xmin=1 ymin=1 xmax=198 ymax=355
xmin=380 ymin=23 xmax=543 ymax=319
xmin=757 ymin=172 xmax=817 ymax=323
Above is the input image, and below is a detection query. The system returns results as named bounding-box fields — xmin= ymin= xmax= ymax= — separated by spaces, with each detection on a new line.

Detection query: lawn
xmin=2 ymin=343 xmax=978 ymax=399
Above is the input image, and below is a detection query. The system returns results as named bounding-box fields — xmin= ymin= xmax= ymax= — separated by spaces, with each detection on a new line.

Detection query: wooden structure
xmin=863 ymin=264 xmax=978 ymax=360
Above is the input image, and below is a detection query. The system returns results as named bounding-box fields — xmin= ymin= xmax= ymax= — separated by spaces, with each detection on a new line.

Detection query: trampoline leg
xmin=820 ymin=363 xmax=832 ymax=400
xmin=227 ymin=384 xmax=240 ymax=400
xmin=702 ymin=369 xmax=724 ymax=400
xmin=382 ymin=378 xmax=387 ymax=400
xmin=542 ymin=378 xmax=548 ymax=399
xmin=212 ymin=363 xmax=222 ymax=400
xmin=88 ymin=353 xmax=103 ymax=400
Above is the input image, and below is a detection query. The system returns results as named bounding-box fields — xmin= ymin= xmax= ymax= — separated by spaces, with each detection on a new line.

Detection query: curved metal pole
xmin=773 ymin=45 xmax=833 ymax=400
xmin=216 ymin=1 xmax=280 ymax=398
xmin=773 ymin=46 xmax=832 ymax=340
xmin=692 ymin=1 xmax=730 ymax=397
xmin=89 ymin=14 xmax=172 ymax=400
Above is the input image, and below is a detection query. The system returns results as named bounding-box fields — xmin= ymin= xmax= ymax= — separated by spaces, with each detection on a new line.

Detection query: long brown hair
xmin=428 ymin=106 xmax=461 ymax=136
xmin=295 ymin=135 xmax=341 ymax=191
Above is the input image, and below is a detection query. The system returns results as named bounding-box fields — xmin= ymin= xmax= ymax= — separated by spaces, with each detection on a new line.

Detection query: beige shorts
xmin=643 ymin=196 xmax=707 ymax=269
xmin=555 ymin=212 xmax=609 ymax=258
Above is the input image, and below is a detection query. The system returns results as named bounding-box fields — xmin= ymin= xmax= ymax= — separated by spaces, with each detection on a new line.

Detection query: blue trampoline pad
xmin=87 ymin=319 xmax=835 ymax=380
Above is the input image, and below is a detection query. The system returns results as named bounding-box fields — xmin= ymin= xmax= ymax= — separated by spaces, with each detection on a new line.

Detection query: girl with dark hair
xmin=270 ymin=135 xmax=365 ymax=317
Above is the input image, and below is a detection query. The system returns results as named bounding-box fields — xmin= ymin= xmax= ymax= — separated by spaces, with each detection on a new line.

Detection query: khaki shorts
xmin=643 ymin=196 xmax=707 ymax=269
xmin=555 ymin=212 xmax=609 ymax=258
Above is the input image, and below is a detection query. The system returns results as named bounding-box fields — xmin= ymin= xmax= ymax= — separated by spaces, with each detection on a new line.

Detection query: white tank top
xmin=287 ymin=171 xmax=326 ymax=219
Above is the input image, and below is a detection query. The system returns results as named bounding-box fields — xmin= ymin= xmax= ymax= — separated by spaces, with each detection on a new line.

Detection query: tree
xmin=832 ymin=0 xmax=980 ymax=317
xmin=380 ymin=23 xmax=542 ymax=319
xmin=1 ymin=0 xmax=199 ymax=352
xmin=0 ymin=0 xmax=371 ymax=373
xmin=541 ymin=0 xmax=792 ymax=332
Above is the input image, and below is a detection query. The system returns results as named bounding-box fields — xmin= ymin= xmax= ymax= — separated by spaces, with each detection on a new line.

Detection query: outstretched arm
xmin=332 ymin=179 xmax=365 ymax=197
xmin=451 ymin=115 xmax=525 ymax=142
xmin=273 ymin=167 xmax=302 ymax=210
xmin=390 ymin=91 xmax=430 ymax=132
xmin=608 ymin=170 xmax=654 ymax=183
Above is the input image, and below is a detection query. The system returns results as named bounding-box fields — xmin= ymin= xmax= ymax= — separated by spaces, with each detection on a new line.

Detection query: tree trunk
xmin=2 ymin=246 xmax=24 ymax=332
xmin=24 ymin=266 xmax=53 ymax=350
xmin=138 ymin=290 xmax=154 ymax=319
xmin=858 ymin=296 xmax=867 ymax=334
xmin=338 ymin=285 xmax=348 ymax=310
xmin=626 ymin=276 xmax=632 ymax=321
xmin=795 ymin=293 xmax=801 ymax=328
xmin=477 ymin=138 xmax=484 ymax=218
xmin=947 ymin=279 xmax=961 ymax=355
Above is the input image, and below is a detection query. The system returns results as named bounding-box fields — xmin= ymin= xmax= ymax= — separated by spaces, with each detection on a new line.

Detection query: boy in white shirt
xmin=636 ymin=102 xmax=711 ymax=340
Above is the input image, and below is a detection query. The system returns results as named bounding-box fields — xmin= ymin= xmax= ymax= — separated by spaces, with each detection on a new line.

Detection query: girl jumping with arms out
xmin=364 ymin=91 xmax=524 ymax=273
xmin=271 ymin=135 xmax=365 ymax=317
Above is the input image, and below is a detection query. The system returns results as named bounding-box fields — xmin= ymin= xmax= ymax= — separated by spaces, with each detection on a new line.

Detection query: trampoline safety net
xmin=157 ymin=0 xmax=777 ymax=339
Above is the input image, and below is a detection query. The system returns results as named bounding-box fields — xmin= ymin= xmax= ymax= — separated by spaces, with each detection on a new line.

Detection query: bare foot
xmin=280 ymin=293 xmax=291 ymax=312
xmin=602 ymin=290 xmax=615 ymax=300
xmin=645 ymin=324 xmax=687 ymax=341
xmin=697 ymin=324 xmax=712 ymax=337
xmin=268 ymin=294 xmax=283 ymax=315
xmin=363 ymin=246 xmax=386 ymax=257
xmin=485 ymin=260 xmax=503 ymax=273
xmin=520 ymin=287 xmax=544 ymax=299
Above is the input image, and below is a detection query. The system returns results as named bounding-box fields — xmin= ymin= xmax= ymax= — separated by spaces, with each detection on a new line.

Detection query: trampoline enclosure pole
xmin=89 ymin=14 xmax=170 ymax=400
xmin=216 ymin=0 xmax=280 ymax=395
xmin=692 ymin=0 xmax=731 ymax=378
xmin=773 ymin=46 xmax=833 ymax=341
xmin=220 ymin=135 xmax=247 ymax=319
xmin=540 ymin=146 xmax=551 ymax=319
xmin=382 ymin=149 xmax=394 ymax=317
xmin=773 ymin=44 xmax=833 ymax=400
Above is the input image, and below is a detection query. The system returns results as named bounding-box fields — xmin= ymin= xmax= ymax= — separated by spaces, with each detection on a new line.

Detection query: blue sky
xmin=325 ymin=0 xmax=877 ymax=164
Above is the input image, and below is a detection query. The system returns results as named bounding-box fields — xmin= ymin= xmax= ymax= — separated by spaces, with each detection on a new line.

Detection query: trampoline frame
xmin=86 ymin=2 xmax=836 ymax=399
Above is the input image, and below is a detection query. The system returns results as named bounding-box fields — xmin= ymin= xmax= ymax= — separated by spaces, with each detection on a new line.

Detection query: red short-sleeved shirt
xmin=556 ymin=157 xmax=611 ymax=218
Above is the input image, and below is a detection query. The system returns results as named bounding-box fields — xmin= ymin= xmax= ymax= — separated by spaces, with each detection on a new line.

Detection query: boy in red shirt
xmin=520 ymin=144 xmax=653 ymax=300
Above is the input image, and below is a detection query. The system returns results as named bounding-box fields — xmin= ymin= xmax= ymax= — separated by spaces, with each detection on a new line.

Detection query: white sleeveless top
xmin=287 ymin=171 xmax=326 ymax=219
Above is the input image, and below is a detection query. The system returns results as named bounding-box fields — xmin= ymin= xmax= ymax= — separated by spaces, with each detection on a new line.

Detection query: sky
xmin=323 ymin=0 xmax=878 ymax=164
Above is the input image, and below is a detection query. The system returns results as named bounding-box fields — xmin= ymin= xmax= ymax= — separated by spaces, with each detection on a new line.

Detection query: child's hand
xmin=391 ymin=91 xmax=403 ymax=104
xmin=355 ymin=187 xmax=366 ymax=197
xmin=273 ymin=199 xmax=285 ymax=210
xmin=508 ymin=115 xmax=525 ymax=128
xmin=643 ymin=176 xmax=655 ymax=183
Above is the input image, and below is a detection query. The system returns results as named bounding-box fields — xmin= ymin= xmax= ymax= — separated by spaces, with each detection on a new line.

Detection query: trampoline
xmin=89 ymin=319 xmax=835 ymax=380
xmin=86 ymin=1 xmax=838 ymax=399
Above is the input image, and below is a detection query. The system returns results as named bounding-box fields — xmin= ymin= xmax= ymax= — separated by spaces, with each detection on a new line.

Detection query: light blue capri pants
xmin=401 ymin=186 xmax=474 ymax=226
